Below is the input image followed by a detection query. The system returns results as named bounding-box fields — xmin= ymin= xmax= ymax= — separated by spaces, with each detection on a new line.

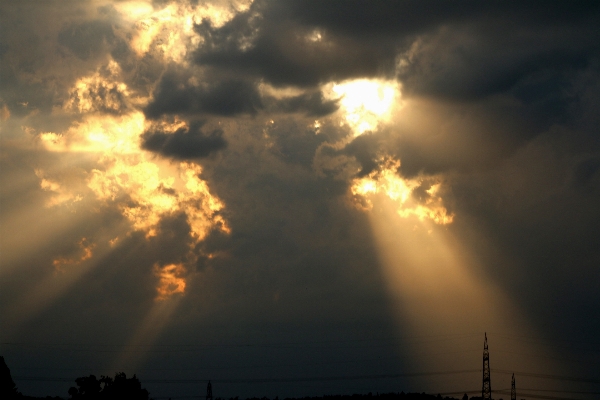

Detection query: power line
xmin=0 ymin=332 xmax=486 ymax=349
xmin=487 ymin=332 xmax=600 ymax=347
xmin=518 ymin=389 xmax=600 ymax=395
xmin=492 ymin=369 xmax=600 ymax=385
xmin=493 ymin=389 xmax=587 ymax=400
xmin=491 ymin=349 xmax=600 ymax=365
xmin=13 ymin=369 xmax=481 ymax=384
xmin=8 ymin=348 xmax=482 ymax=373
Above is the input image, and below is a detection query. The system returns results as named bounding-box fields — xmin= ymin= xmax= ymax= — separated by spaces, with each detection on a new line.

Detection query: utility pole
xmin=206 ymin=380 xmax=213 ymax=400
xmin=482 ymin=333 xmax=491 ymax=400
xmin=511 ymin=373 xmax=516 ymax=400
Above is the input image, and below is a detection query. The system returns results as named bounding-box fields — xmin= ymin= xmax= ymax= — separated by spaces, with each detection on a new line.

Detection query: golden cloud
xmin=154 ymin=263 xmax=187 ymax=300
xmin=33 ymin=63 xmax=229 ymax=298
xmin=351 ymin=157 xmax=454 ymax=225
xmin=121 ymin=0 xmax=254 ymax=64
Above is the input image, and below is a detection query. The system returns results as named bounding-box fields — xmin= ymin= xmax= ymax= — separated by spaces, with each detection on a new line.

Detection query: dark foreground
xmin=4 ymin=355 xmax=467 ymax=400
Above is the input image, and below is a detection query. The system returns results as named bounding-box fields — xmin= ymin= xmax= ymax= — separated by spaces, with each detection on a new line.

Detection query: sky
xmin=1 ymin=1 xmax=599 ymax=399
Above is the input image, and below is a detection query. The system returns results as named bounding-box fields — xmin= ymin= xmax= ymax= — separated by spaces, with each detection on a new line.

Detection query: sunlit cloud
xmin=34 ymin=169 xmax=83 ymax=208
xmin=87 ymin=157 xmax=229 ymax=241
xmin=29 ymin=56 xmax=229 ymax=304
xmin=36 ymin=65 xmax=229 ymax=243
xmin=120 ymin=0 xmax=254 ymax=63
xmin=64 ymin=60 xmax=131 ymax=114
xmin=319 ymin=78 xmax=451 ymax=226
xmin=329 ymin=79 xmax=401 ymax=136
xmin=351 ymin=157 xmax=454 ymax=225
xmin=154 ymin=263 xmax=186 ymax=300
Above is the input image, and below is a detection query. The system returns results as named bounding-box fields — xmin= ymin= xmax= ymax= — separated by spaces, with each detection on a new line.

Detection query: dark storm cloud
xmin=397 ymin=26 xmax=598 ymax=102
xmin=192 ymin=0 xmax=600 ymax=92
xmin=145 ymin=70 xmax=339 ymax=119
xmin=141 ymin=121 xmax=227 ymax=159
xmin=275 ymin=1 xmax=600 ymax=40
xmin=341 ymin=133 xmax=384 ymax=177
xmin=266 ymin=91 xmax=339 ymax=117
xmin=193 ymin=2 xmax=399 ymax=87
xmin=262 ymin=118 xmax=329 ymax=167
xmin=144 ymin=71 xmax=264 ymax=118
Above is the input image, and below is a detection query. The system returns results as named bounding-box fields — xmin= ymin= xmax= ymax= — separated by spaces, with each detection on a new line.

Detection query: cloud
xmin=193 ymin=1 xmax=399 ymax=87
xmin=145 ymin=69 xmax=339 ymax=119
xmin=266 ymin=91 xmax=339 ymax=117
xmin=3 ymin=1 xmax=600 ymax=398
xmin=396 ymin=25 xmax=597 ymax=103
xmin=141 ymin=120 xmax=227 ymax=159
xmin=192 ymin=1 xmax=600 ymax=93
xmin=144 ymin=71 xmax=264 ymax=118
xmin=64 ymin=61 xmax=131 ymax=115
xmin=58 ymin=20 xmax=119 ymax=60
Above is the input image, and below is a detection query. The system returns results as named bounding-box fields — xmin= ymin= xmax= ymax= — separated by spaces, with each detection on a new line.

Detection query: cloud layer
xmin=1 ymin=1 xmax=599 ymax=399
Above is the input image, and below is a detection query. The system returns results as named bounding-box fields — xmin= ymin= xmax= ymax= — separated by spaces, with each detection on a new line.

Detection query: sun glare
xmin=331 ymin=79 xmax=400 ymax=136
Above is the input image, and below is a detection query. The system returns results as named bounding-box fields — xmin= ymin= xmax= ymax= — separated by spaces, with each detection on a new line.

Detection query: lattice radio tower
xmin=482 ymin=333 xmax=491 ymax=400
xmin=511 ymin=373 xmax=516 ymax=400
xmin=206 ymin=380 xmax=213 ymax=400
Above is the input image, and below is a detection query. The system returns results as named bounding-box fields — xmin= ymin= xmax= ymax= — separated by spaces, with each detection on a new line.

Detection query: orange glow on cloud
xmin=36 ymin=68 xmax=229 ymax=244
xmin=319 ymin=78 xmax=453 ymax=226
xmin=120 ymin=0 xmax=253 ymax=63
xmin=52 ymin=238 xmax=95 ymax=272
xmin=32 ymin=56 xmax=229 ymax=298
xmin=351 ymin=157 xmax=454 ymax=225
xmin=154 ymin=263 xmax=186 ymax=300
xmin=64 ymin=60 xmax=130 ymax=114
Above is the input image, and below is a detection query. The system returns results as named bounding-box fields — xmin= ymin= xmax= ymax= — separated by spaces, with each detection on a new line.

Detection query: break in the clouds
xmin=1 ymin=1 xmax=600 ymax=400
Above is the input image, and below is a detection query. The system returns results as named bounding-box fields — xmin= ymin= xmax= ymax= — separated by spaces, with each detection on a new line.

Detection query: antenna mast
xmin=511 ymin=373 xmax=516 ymax=400
xmin=206 ymin=380 xmax=213 ymax=400
xmin=482 ymin=333 xmax=491 ymax=400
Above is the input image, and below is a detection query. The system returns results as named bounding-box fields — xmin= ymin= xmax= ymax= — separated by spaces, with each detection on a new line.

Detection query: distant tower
xmin=206 ymin=380 xmax=213 ymax=400
xmin=511 ymin=374 xmax=516 ymax=400
xmin=482 ymin=333 xmax=491 ymax=400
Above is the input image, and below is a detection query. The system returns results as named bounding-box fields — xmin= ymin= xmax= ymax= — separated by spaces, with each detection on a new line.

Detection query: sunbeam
xmin=358 ymin=190 xmax=566 ymax=393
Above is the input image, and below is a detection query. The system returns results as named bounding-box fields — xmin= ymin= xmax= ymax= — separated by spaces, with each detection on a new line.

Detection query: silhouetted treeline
xmin=67 ymin=373 xmax=149 ymax=400
xmin=3 ymin=355 xmax=464 ymax=400
xmin=1 ymin=356 xmax=149 ymax=400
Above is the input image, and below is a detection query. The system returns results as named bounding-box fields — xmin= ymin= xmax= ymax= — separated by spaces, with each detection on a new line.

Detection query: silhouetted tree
xmin=69 ymin=375 xmax=101 ymax=399
xmin=0 ymin=356 xmax=20 ymax=400
xmin=69 ymin=372 xmax=149 ymax=400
